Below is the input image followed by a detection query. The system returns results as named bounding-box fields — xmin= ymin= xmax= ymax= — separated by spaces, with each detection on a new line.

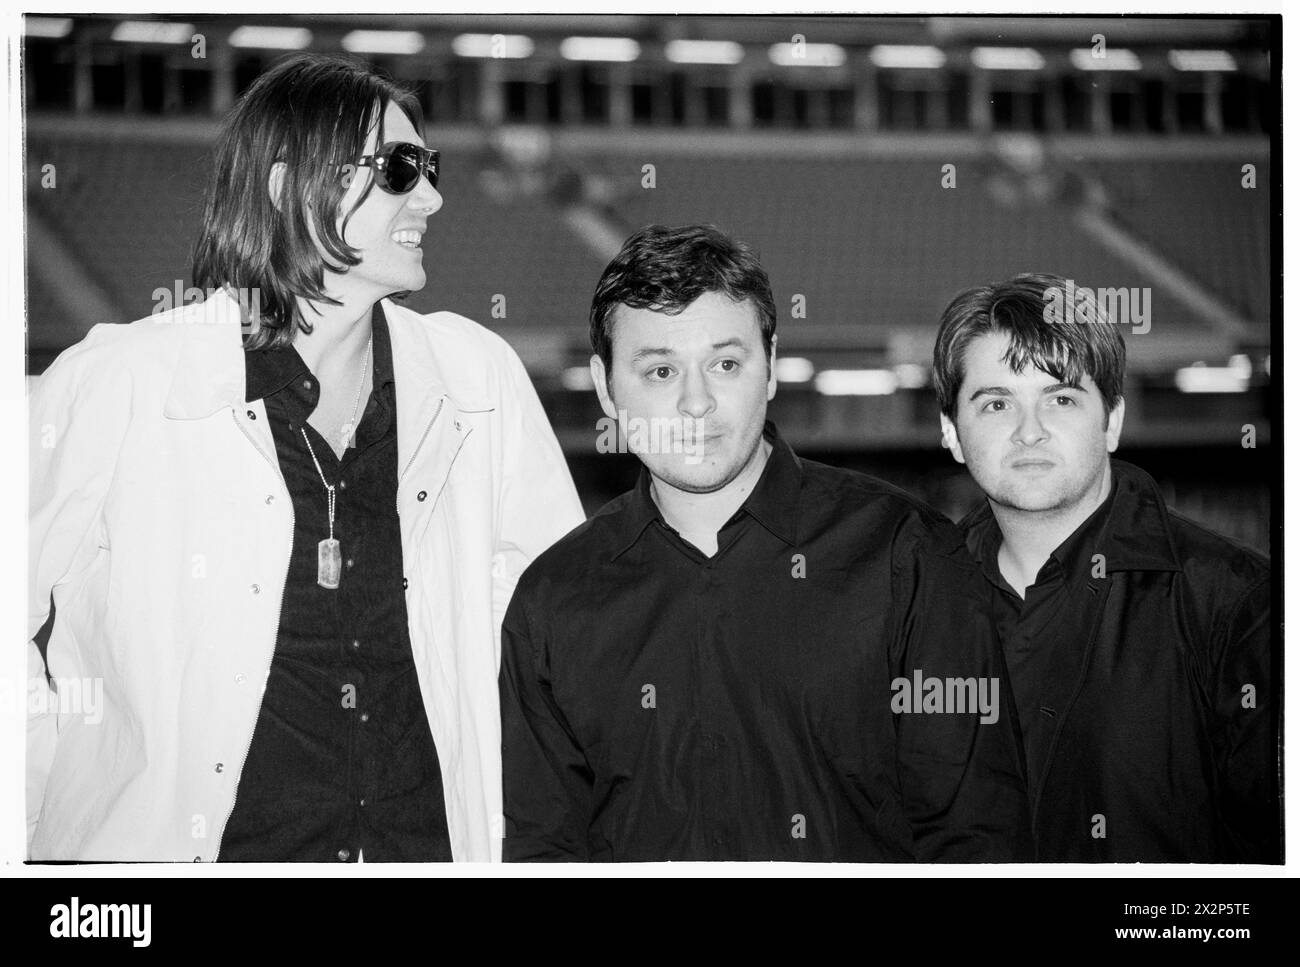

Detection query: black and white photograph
xmin=3 ymin=2 xmax=1290 ymax=946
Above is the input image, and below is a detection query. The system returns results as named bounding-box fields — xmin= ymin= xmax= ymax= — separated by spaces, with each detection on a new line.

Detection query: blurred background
xmin=22 ymin=14 xmax=1275 ymax=552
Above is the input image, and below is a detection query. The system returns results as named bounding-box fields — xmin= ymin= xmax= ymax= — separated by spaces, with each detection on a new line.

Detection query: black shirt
xmin=218 ymin=305 xmax=452 ymax=862
xmin=500 ymin=423 xmax=1030 ymax=862
xmin=959 ymin=460 xmax=1275 ymax=862
xmin=972 ymin=481 xmax=1117 ymax=799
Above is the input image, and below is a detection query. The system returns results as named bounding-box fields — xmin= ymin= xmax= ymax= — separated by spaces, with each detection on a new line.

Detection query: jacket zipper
xmin=209 ymin=406 xmax=294 ymax=861
xmin=398 ymin=396 xmax=445 ymax=493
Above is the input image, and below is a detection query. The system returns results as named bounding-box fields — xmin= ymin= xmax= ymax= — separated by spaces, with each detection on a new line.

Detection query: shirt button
xmin=417 ymin=490 xmax=428 ymax=501
xmin=351 ymin=639 xmax=361 ymax=651
xmin=339 ymin=480 xmax=347 ymax=490
xmin=250 ymin=584 xmax=260 ymax=594
xmin=346 ymin=558 xmax=354 ymax=569
xmin=359 ymin=799 xmax=367 ymax=808
xmin=215 ymin=763 xmax=224 ymax=773
xmin=360 ymin=712 xmax=370 ymax=723
xmin=246 ymin=410 xmax=256 ymax=420
xmin=194 ymin=856 xmax=202 ymax=862
xmin=234 ymin=673 xmax=246 ymax=684
xmin=303 ymin=379 xmax=313 ymax=390
xmin=337 ymin=849 xmax=350 ymax=862
xmin=265 ymin=495 xmax=275 ymax=504
xmin=402 ymin=578 xmax=409 ymax=590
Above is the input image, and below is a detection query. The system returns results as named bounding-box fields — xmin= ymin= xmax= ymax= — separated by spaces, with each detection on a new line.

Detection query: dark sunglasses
xmin=356 ymin=141 xmax=440 ymax=195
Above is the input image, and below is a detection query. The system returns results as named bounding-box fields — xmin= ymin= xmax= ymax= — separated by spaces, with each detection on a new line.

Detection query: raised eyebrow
xmin=630 ymin=347 xmax=676 ymax=363
xmin=712 ymin=338 xmax=751 ymax=354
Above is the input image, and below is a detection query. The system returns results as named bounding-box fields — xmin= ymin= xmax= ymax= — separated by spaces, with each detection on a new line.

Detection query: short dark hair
xmin=589 ymin=224 xmax=777 ymax=372
xmin=932 ymin=272 xmax=1126 ymax=419
xmin=192 ymin=53 xmax=422 ymax=350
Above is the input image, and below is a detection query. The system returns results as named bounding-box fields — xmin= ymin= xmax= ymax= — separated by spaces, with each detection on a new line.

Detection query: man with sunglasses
xmin=28 ymin=53 xmax=583 ymax=862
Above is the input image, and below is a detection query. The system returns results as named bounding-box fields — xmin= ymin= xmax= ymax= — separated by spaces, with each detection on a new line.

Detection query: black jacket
xmin=960 ymin=459 xmax=1279 ymax=862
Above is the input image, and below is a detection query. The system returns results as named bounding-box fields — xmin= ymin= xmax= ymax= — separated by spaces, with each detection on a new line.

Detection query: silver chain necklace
xmin=299 ymin=336 xmax=372 ymax=590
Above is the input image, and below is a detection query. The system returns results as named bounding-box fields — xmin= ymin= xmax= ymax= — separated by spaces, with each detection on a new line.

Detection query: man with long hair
xmin=28 ymin=53 xmax=583 ymax=861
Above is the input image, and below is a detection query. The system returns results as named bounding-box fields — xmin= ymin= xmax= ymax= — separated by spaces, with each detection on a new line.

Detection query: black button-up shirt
xmin=219 ymin=305 xmax=452 ymax=862
xmin=501 ymin=423 xmax=1030 ymax=862
xmin=972 ymin=482 xmax=1116 ymax=799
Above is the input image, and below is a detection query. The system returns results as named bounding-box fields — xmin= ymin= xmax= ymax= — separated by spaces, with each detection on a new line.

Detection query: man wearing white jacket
xmin=27 ymin=54 xmax=583 ymax=862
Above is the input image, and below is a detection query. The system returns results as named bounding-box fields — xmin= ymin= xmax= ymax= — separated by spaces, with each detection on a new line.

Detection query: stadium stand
xmin=21 ymin=14 xmax=1275 ymax=549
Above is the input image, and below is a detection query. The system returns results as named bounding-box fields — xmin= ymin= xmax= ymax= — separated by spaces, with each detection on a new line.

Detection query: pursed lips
xmin=1009 ymin=455 xmax=1056 ymax=469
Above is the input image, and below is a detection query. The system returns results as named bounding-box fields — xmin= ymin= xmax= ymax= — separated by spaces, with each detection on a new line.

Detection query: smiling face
xmin=331 ymin=99 xmax=443 ymax=301
xmin=590 ymin=290 xmax=777 ymax=495
xmin=941 ymin=331 xmax=1123 ymax=515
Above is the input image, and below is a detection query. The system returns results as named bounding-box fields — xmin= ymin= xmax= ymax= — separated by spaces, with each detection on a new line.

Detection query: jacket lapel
xmin=160 ymin=292 xmax=483 ymax=500
xmin=161 ymin=292 xmax=248 ymax=421
xmin=160 ymin=292 xmax=283 ymax=471
xmin=385 ymin=300 xmax=485 ymax=498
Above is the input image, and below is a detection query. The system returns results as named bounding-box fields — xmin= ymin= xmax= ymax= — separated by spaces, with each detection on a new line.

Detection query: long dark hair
xmin=192 ymin=53 xmax=422 ymax=350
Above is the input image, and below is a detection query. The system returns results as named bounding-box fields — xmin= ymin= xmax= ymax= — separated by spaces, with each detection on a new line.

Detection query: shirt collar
xmin=244 ymin=345 xmax=310 ymax=404
xmin=608 ymin=471 xmax=664 ymax=561
xmin=1049 ymin=477 xmax=1116 ymax=578
xmin=245 ymin=301 xmax=397 ymax=403
xmin=370 ymin=300 xmax=397 ymax=390
xmin=609 ymin=420 xmax=800 ymax=561
xmin=972 ymin=492 xmax=1110 ymax=594
xmin=740 ymin=421 xmax=801 ymax=546
xmin=972 ymin=475 xmax=1114 ymax=573
xmin=964 ymin=457 xmax=1182 ymax=580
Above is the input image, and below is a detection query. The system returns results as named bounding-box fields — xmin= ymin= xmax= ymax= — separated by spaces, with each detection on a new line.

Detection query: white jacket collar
xmin=161 ymin=292 xmax=248 ymax=420
xmin=162 ymin=291 xmax=483 ymax=421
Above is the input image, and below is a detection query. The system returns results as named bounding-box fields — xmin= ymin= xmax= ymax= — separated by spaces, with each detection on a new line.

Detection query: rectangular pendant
xmin=317 ymin=538 xmax=342 ymax=589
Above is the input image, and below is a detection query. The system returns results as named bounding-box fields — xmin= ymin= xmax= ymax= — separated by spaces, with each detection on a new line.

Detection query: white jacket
xmin=27 ymin=291 xmax=585 ymax=862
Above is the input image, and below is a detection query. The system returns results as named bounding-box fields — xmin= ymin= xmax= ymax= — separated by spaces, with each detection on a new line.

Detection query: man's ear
xmin=590 ymin=354 xmax=619 ymax=422
xmin=1105 ymin=396 xmax=1125 ymax=453
xmin=766 ymin=333 xmax=778 ymax=402
xmin=267 ymin=161 xmax=288 ymax=213
xmin=939 ymin=412 xmax=966 ymax=465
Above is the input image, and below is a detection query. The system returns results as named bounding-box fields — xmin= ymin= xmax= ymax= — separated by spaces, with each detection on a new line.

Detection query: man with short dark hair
xmin=932 ymin=272 xmax=1278 ymax=862
xmin=499 ymin=224 xmax=1031 ymax=862
xmin=28 ymin=53 xmax=583 ymax=861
